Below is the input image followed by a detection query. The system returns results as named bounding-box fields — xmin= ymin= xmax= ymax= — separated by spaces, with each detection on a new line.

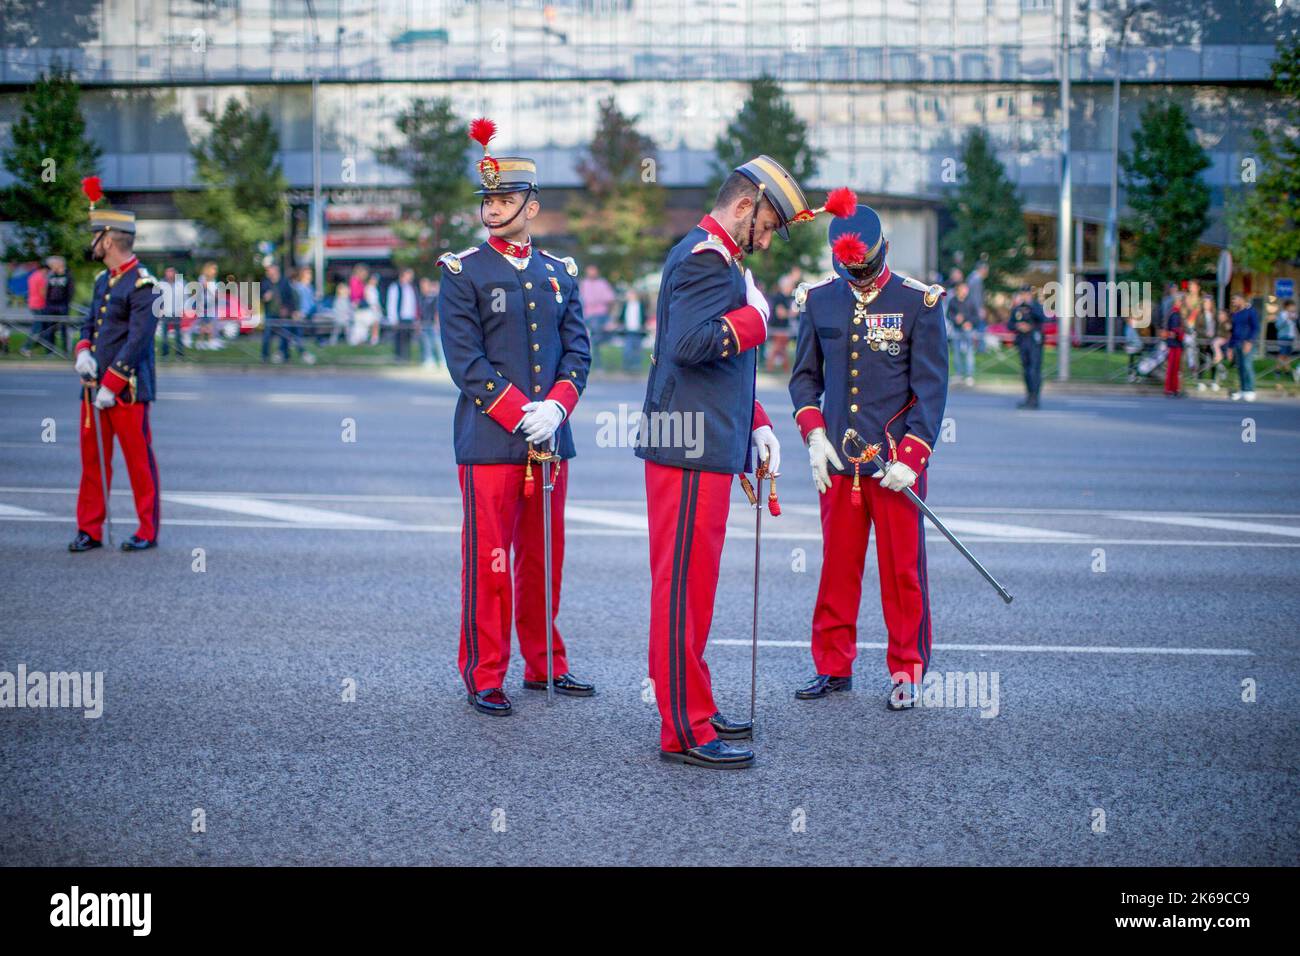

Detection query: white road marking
xmin=936 ymin=518 xmax=1088 ymax=540
xmin=1110 ymin=513 xmax=1300 ymax=538
xmin=0 ymin=388 xmax=51 ymax=396
xmin=156 ymin=391 xmax=202 ymax=401
xmin=0 ymin=502 xmax=46 ymax=517
xmin=162 ymin=493 xmax=398 ymax=527
xmin=564 ymin=505 xmax=649 ymax=531
xmin=262 ymin=393 xmax=357 ymax=405
xmin=712 ymin=639 xmax=1254 ymax=656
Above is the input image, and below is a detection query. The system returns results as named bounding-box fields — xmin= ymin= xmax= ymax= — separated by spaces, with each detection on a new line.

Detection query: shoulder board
xmin=135 ymin=267 xmax=157 ymax=288
xmin=794 ymin=274 xmax=836 ymax=309
xmin=899 ymin=274 xmax=946 ymax=308
xmin=540 ymin=250 xmax=578 ymax=277
xmin=94 ymin=269 xmax=107 ymax=282
xmin=437 ymin=246 xmax=480 ymax=275
xmin=690 ymin=235 xmax=734 ymax=263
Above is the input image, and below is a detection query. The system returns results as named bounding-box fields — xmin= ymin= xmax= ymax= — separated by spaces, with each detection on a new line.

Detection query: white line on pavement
xmin=162 ymin=493 xmax=399 ymax=527
xmin=1109 ymin=513 xmax=1300 ymax=538
xmin=261 ymin=393 xmax=358 ymax=405
xmin=712 ymin=639 xmax=1254 ymax=656
xmin=564 ymin=505 xmax=649 ymax=531
xmin=933 ymin=518 xmax=1089 ymax=540
xmin=0 ymin=502 xmax=46 ymax=517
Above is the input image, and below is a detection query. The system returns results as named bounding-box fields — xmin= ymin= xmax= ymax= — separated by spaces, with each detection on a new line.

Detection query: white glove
xmin=751 ymin=424 xmax=780 ymax=478
xmin=872 ymin=460 xmax=917 ymax=493
xmin=743 ymin=269 xmax=770 ymax=325
xmin=75 ymin=350 xmax=97 ymax=379
xmin=93 ymin=385 xmax=116 ymax=410
xmin=807 ymin=427 xmax=844 ymax=494
xmin=520 ymin=399 xmax=565 ymax=445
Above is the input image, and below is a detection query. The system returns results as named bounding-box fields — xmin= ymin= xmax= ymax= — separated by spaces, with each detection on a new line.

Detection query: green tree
xmin=174 ymin=97 xmax=287 ymax=277
xmin=940 ymin=128 xmax=1029 ymax=292
xmin=567 ymin=96 xmax=667 ymax=284
xmin=376 ymin=97 xmax=478 ymax=274
xmin=1120 ymin=101 xmax=1212 ymax=290
xmin=711 ymin=76 xmax=824 ymax=287
xmin=0 ymin=64 xmax=101 ymax=263
xmin=1227 ymin=35 xmax=1300 ymax=274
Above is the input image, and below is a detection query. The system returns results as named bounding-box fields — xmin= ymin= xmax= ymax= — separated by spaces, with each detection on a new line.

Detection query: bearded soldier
xmin=438 ymin=118 xmax=595 ymax=716
xmin=788 ymin=204 xmax=948 ymax=711
xmin=638 ymin=157 xmax=856 ymax=768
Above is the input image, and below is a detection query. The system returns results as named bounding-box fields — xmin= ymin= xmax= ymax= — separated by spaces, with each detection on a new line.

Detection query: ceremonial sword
xmin=842 ymin=428 xmax=1013 ymax=604
xmin=83 ymin=379 xmax=114 ymax=549
xmin=739 ymin=455 xmax=781 ymax=732
xmin=528 ymin=442 xmax=557 ymax=704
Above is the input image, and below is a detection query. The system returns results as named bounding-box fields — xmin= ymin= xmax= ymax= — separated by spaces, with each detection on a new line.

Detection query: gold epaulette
xmin=541 ymin=250 xmax=578 ymax=276
xmin=691 ymin=235 xmax=734 ymax=263
xmin=437 ymin=246 xmax=480 ymax=275
xmin=135 ymin=267 xmax=157 ymax=288
xmin=899 ymin=274 xmax=945 ymax=308
xmin=794 ymin=274 xmax=836 ymax=310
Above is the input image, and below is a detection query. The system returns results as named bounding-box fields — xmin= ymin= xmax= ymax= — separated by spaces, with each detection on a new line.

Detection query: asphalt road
xmin=1 ymin=366 xmax=1297 ymax=865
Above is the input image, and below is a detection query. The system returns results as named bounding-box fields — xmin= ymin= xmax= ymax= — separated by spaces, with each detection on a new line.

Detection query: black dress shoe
xmin=68 ymin=531 xmax=102 ymax=553
xmin=468 ymin=688 xmax=513 ymax=716
xmin=709 ymin=711 xmax=753 ymax=740
xmin=522 ymin=672 xmax=595 ymax=697
xmin=660 ymin=738 xmax=754 ymax=770
xmin=795 ymin=673 xmax=853 ymax=700
xmin=887 ymin=680 xmax=920 ymax=711
xmin=120 ymin=535 xmax=156 ymax=552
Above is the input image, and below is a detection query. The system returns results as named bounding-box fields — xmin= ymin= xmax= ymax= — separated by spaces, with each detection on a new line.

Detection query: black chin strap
xmin=480 ymin=187 xmax=536 ymax=231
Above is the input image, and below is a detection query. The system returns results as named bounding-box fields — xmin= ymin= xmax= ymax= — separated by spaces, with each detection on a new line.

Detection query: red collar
xmin=488 ymin=236 xmax=531 ymax=259
xmin=109 ymin=256 xmax=139 ymax=279
xmin=698 ymin=215 xmax=742 ymax=258
xmin=849 ymin=264 xmax=891 ymax=298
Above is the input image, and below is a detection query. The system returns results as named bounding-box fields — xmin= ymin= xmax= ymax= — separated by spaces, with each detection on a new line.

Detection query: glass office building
xmin=0 ymin=0 xmax=1293 ymax=276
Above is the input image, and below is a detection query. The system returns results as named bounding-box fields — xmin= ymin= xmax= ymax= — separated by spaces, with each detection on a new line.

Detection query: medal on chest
xmin=548 ymin=276 xmax=562 ymax=303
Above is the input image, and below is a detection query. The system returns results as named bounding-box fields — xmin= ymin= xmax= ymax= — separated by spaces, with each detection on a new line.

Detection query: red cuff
xmin=485 ymin=382 xmax=528 ymax=432
xmin=75 ymin=339 xmax=92 ymax=353
xmin=751 ymin=401 xmax=771 ymax=431
xmin=895 ymin=434 xmax=933 ymax=472
xmin=546 ymin=379 xmax=581 ymax=419
xmin=794 ymin=405 xmax=827 ymax=442
xmin=722 ymin=305 xmax=767 ymax=354
xmin=102 ymin=366 xmax=130 ymax=395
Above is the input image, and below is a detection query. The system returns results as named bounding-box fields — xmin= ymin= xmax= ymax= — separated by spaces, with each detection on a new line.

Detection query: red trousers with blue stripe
xmin=457 ymin=462 xmax=570 ymax=693
xmin=645 ymin=461 xmax=735 ymax=753
xmin=76 ymin=397 xmax=160 ymax=542
xmin=810 ymin=471 xmax=932 ymax=684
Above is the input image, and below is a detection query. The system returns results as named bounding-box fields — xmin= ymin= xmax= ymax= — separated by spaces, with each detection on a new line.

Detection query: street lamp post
xmin=1058 ymin=0 xmax=1073 ymax=381
xmin=306 ymin=0 xmax=324 ymax=299
xmin=1105 ymin=1 xmax=1145 ymax=353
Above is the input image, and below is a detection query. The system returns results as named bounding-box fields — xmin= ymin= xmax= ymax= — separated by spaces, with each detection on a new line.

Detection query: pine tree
xmin=173 ymin=97 xmax=287 ymax=277
xmin=711 ymin=76 xmax=825 ymax=287
xmin=0 ymin=64 xmax=101 ymax=262
xmin=567 ymin=97 xmax=667 ymax=284
xmin=1227 ymin=36 xmax=1300 ymax=274
xmin=940 ymin=128 xmax=1029 ymax=292
xmin=376 ymin=97 xmax=478 ymax=274
xmin=1120 ymin=101 xmax=1212 ymax=290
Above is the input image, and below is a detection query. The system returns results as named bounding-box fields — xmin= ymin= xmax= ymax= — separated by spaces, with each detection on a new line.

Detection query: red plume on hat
xmin=81 ymin=175 xmax=103 ymax=209
xmin=832 ymin=232 xmax=868 ymax=267
xmin=469 ymin=117 xmax=501 ymax=189
xmin=822 ymin=187 xmax=857 ymax=219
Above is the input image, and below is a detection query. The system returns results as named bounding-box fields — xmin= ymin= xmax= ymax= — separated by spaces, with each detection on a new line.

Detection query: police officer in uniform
xmin=70 ymin=206 xmax=163 ymax=553
xmin=788 ymin=205 xmax=948 ymax=710
xmin=638 ymin=158 xmax=855 ymax=768
xmin=438 ymin=118 xmax=595 ymax=716
xmin=1010 ymin=285 xmax=1046 ymax=409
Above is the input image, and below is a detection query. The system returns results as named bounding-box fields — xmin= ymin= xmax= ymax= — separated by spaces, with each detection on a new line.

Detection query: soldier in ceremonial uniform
xmin=438 ymin=118 xmax=595 ymax=716
xmin=638 ymin=156 xmax=856 ymax=768
xmin=69 ymin=203 xmax=163 ymax=553
xmin=788 ymin=205 xmax=948 ymax=711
